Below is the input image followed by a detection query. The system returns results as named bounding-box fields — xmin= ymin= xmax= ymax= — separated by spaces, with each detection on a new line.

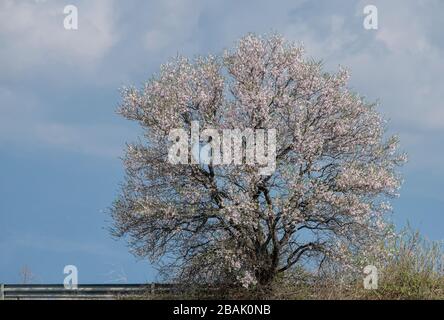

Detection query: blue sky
xmin=1 ymin=0 xmax=443 ymax=284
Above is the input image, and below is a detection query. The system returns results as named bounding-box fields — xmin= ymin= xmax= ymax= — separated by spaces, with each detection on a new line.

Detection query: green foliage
xmin=370 ymin=228 xmax=443 ymax=299
xmin=273 ymin=227 xmax=444 ymax=300
xmin=121 ymin=227 xmax=443 ymax=300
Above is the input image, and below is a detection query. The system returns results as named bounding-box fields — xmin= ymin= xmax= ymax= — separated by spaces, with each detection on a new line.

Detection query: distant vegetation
xmin=124 ymin=228 xmax=443 ymax=300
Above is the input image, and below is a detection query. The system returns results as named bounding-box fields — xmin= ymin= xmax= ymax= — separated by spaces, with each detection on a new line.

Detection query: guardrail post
xmin=0 ymin=284 xmax=4 ymax=300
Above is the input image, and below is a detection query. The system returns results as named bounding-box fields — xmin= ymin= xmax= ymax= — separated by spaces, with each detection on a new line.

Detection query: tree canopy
xmin=111 ymin=34 xmax=405 ymax=288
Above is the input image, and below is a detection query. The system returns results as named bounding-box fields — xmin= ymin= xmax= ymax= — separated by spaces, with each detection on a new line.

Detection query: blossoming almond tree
xmin=111 ymin=34 xmax=406 ymax=288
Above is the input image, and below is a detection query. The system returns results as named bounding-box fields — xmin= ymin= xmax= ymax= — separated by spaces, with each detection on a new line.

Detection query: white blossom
xmin=111 ymin=34 xmax=406 ymax=287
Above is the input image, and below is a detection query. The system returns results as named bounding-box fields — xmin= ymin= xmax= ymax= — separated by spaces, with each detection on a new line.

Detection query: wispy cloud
xmin=0 ymin=0 xmax=118 ymax=78
xmin=1 ymin=0 xmax=443 ymax=161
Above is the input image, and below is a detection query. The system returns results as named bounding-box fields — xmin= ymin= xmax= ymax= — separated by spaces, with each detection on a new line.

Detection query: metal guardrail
xmin=0 ymin=283 xmax=175 ymax=300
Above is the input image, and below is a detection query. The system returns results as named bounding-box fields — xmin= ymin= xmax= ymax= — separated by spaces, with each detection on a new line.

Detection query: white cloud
xmin=281 ymin=0 xmax=444 ymax=133
xmin=1 ymin=0 xmax=443 ymax=162
xmin=0 ymin=0 xmax=118 ymax=77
